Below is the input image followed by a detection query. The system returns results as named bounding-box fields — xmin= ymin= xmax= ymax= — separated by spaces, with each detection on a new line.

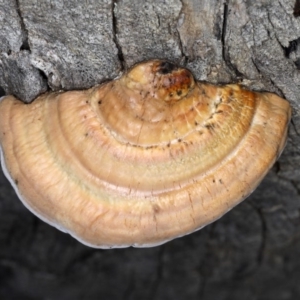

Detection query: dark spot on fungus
xmin=177 ymin=90 xmax=182 ymax=96
xmin=219 ymin=179 xmax=223 ymax=184
xmin=152 ymin=204 xmax=160 ymax=213
xmin=98 ymin=100 xmax=102 ymax=105
xmin=158 ymin=61 xmax=177 ymax=74
xmin=228 ymin=91 xmax=234 ymax=102
xmin=15 ymin=179 xmax=18 ymax=185
xmin=205 ymin=124 xmax=215 ymax=130
xmin=178 ymin=138 xmax=182 ymax=143
xmin=146 ymin=145 xmax=157 ymax=150
xmin=194 ymin=121 xmax=198 ymax=126
xmin=85 ymin=133 xmax=88 ymax=137
xmin=200 ymin=88 xmax=207 ymax=96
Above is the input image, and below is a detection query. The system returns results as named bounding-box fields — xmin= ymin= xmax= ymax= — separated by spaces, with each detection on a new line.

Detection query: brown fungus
xmin=0 ymin=60 xmax=291 ymax=248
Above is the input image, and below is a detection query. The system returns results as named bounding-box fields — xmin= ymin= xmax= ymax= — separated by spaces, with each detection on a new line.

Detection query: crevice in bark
xmin=176 ymin=0 xmax=188 ymax=65
xmin=250 ymin=57 xmax=284 ymax=97
xmin=0 ymin=86 xmax=5 ymax=97
xmin=265 ymin=9 xmax=297 ymax=69
xmin=255 ymin=208 xmax=267 ymax=264
xmin=221 ymin=1 xmax=243 ymax=79
xmin=35 ymin=68 xmax=50 ymax=92
xmin=15 ymin=0 xmax=30 ymax=52
xmin=250 ymin=57 xmax=262 ymax=76
xmin=274 ymin=161 xmax=281 ymax=174
xmin=291 ymin=118 xmax=300 ymax=136
xmin=176 ymin=27 xmax=187 ymax=65
xmin=282 ymin=38 xmax=300 ymax=58
xmin=112 ymin=0 xmax=125 ymax=70
xmin=248 ymin=202 xmax=267 ymax=266
xmin=268 ymin=76 xmax=285 ymax=98
xmin=280 ymin=37 xmax=300 ymax=69
xmin=294 ymin=0 xmax=300 ymax=17
xmin=291 ymin=180 xmax=300 ymax=197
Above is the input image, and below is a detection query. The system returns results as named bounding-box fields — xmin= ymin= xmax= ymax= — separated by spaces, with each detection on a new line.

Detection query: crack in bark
xmin=291 ymin=180 xmax=300 ymax=197
xmin=291 ymin=118 xmax=300 ymax=136
xmin=221 ymin=1 xmax=243 ymax=79
xmin=294 ymin=0 xmax=300 ymax=17
xmin=249 ymin=202 xmax=267 ymax=265
xmin=265 ymin=7 xmax=296 ymax=68
xmin=268 ymin=76 xmax=285 ymax=98
xmin=273 ymin=161 xmax=281 ymax=174
xmin=176 ymin=27 xmax=187 ymax=65
xmin=251 ymin=56 xmax=285 ymax=97
xmin=15 ymin=0 xmax=30 ymax=51
xmin=0 ymin=86 xmax=5 ymax=97
xmin=112 ymin=0 xmax=125 ymax=70
xmin=176 ymin=0 xmax=188 ymax=65
xmin=250 ymin=57 xmax=261 ymax=75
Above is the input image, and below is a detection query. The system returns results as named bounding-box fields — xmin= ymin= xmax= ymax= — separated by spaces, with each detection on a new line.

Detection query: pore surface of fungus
xmin=0 ymin=60 xmax=291 ymax=248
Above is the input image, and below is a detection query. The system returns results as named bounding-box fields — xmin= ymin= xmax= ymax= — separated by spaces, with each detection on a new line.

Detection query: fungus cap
xmin=0 ymin=60 xmax=291 ymax=248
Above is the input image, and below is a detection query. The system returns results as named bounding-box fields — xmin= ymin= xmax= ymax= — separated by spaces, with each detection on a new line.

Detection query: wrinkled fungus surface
xmin=0 ymin=60 xmax=291 ymax=248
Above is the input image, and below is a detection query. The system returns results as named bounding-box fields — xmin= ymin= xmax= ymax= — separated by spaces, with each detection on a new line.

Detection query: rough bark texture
xmin=0 ymin=0 xmax=300 ymax=299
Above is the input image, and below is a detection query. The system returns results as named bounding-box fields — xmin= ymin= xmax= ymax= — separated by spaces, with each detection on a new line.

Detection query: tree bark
xmin=0 ymin=0 xmax=300 ymax=299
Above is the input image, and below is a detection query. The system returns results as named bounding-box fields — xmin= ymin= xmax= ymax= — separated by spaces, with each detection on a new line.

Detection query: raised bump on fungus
xmin=0 ymin=60 xmax=291 ymax=248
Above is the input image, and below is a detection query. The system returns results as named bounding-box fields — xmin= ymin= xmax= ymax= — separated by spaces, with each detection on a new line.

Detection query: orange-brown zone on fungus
xmin=0 ymin=59 xmax=291 ymax=248
xmin=151 ymin=61 xmax=195 ymax=102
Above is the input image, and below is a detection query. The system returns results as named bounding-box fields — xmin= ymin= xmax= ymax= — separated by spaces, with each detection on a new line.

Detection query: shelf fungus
xmin=0 ymin=60 xmax=291 ymax=248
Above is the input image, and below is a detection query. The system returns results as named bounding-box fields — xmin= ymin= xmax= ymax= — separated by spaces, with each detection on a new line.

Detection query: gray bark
xmin=0 ymin=0 xmax=300 ymax=299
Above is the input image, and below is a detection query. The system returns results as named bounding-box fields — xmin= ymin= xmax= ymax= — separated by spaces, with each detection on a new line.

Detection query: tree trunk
xmin=0 ymin=0 xmax=300 ymax=299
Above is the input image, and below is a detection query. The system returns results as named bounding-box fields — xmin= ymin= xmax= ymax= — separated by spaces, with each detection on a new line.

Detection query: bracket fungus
xmin=0 ymin=60 xmax=291 ymax=248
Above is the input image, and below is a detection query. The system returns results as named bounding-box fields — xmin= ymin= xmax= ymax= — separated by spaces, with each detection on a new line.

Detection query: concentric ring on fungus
xmin=0 ymin=60 xmax=291 ymax=248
